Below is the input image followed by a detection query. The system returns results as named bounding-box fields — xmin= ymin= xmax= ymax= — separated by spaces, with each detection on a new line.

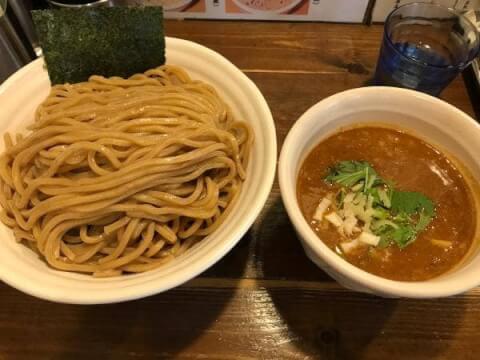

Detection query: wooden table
xmin=1 ymin=21 xmax=478 ymax=360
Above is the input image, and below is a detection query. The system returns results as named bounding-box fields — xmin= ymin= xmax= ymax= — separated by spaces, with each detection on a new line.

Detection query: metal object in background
xmin=0 ymin=0 xmax=36 ymax=83
xmin=8 ymin=0 xmax=37 ymax=49
xmin=47 ymin=0 xmax=113 ymax=7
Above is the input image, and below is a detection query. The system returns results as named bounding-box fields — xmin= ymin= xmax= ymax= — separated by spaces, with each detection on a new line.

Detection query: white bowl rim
xmin=0 ymin=37 xmax=277 ymax=304
xmin=279 ymin=86 xmax=480 ymax=298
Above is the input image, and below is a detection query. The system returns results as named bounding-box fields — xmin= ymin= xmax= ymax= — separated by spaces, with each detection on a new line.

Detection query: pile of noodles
xmin=0 ymin=65 xmax=252 ymax=277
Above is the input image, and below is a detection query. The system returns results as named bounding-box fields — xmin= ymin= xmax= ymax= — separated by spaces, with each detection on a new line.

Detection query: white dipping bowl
xmin=278 ymin=86 xmax=480 ymax=298
xmin=0 ymin=38 xmax=277 ymax=304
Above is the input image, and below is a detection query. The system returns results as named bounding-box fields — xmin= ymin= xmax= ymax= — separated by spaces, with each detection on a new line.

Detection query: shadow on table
xmin=50 ymin=237 xmax=251 ymax=360
xmin=0 ymin=233 xmax=252 ymax=360
xmin=48 ymin=284 xmax=239 ymax=360
xmin=265 ymin=289 xmax=467 ymax=360
xmin=253 ymin=195 xmax=333 ymax=281
xmin=257 ymin=197 xmax=466 ymax=359
xmin=463 ymin=66 xmax=480 ymax=120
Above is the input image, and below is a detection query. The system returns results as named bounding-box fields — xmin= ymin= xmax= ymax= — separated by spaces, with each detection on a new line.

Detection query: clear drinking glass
xmin=374 ymin=3 xmax=480 ymax=96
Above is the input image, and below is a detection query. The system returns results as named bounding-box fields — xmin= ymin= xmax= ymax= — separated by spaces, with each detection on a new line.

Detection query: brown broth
xmin=296 ymin=126 xmax=477 ymax=281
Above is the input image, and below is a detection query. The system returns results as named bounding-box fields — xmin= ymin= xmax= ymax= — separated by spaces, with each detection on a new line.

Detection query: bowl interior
xmin=280 ymin=87 xmax=480 ymax=297
xmin=0 ymin=37 xmax=276 ymax=304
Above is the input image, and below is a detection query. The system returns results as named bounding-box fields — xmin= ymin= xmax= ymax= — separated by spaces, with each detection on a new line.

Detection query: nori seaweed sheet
xmin=32 ymin=7 xmax=165 ymax=85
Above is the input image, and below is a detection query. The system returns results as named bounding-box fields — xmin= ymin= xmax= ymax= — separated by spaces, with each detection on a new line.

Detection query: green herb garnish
xmin=325 ymin=161 xmax=383 ymax=192
xmin=32 ymin=7 xmax=166 ymax=84
xmin=374 ymin=219 xmax=417 ymax=248
xmin=391 ymin=191 xmax=435 ymax=217
xmin=325 ymin=161 xmax=436 ymax=249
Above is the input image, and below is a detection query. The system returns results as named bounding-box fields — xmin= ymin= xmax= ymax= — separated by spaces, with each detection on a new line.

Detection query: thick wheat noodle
xmin=0 ymin=65 xmax=253 ymax=276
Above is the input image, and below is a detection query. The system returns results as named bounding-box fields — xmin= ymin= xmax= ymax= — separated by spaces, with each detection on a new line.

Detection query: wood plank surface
xmin=1 ymin=279 xmax=480 ymax=359
xmin=0 ymin=20 xmax=478 ymax=359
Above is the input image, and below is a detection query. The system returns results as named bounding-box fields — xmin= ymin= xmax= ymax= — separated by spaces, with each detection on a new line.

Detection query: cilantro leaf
xmin=377 ymin=237 xmax=392 ymax=248
xmin=391 ymin=224 xmax=417 ymax=248
xmin=373 ymin=222 xmax=417 ymax=249
xmin=391 ymin=191 xmax=435 ymax=217
xmin=416 ymin=210 xmax=433 ymax=232
xmin=325 ymin=161 xmax=382 ymax=191
xmin=391 ymin=190 xmax=435 ymax=235
xmin=372 ymin=193 xmax=435 ymax=249
xmin=373 ymin=224 xmax=395 ymax=248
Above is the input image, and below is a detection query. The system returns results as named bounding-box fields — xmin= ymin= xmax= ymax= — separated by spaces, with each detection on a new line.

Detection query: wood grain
xmin=0 ymin=20 xmax=478 ymax=359
xmin=1 ymin=280 xmax=480 ymax=359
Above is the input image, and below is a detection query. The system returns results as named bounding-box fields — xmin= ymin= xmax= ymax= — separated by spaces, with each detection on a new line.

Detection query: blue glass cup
xmin=374 ymin=3 xmax=480 ymax=96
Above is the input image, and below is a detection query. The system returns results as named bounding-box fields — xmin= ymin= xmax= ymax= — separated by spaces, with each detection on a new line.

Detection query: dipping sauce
xmin=297 ymin=126 xmax=477 ymax=281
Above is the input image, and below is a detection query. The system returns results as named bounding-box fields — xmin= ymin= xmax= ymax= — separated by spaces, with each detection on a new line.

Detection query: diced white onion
xmin=313 ymin=197 xmax=332 ymax=221
xmin=354 ymin=192 xmax=366 ymax=206
xmin=325 ymin=212 xmax=343 ymax=228
xmin=343 ymin=207 xmax=354 ymax=218
xmin=358 ymin=231 xmax=380 ymax=246
xmin=343 ymin=215 xmax=358 ymax=236
xmin=340 ymin=239 xmax=361 ymax=253
xmin=344 ymin=192 xmax=355 ymax=204
xmin=362 ymin=220 xmax=371 ymax=233
xmin=351 ymin=182 xmax=364 ymax=192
